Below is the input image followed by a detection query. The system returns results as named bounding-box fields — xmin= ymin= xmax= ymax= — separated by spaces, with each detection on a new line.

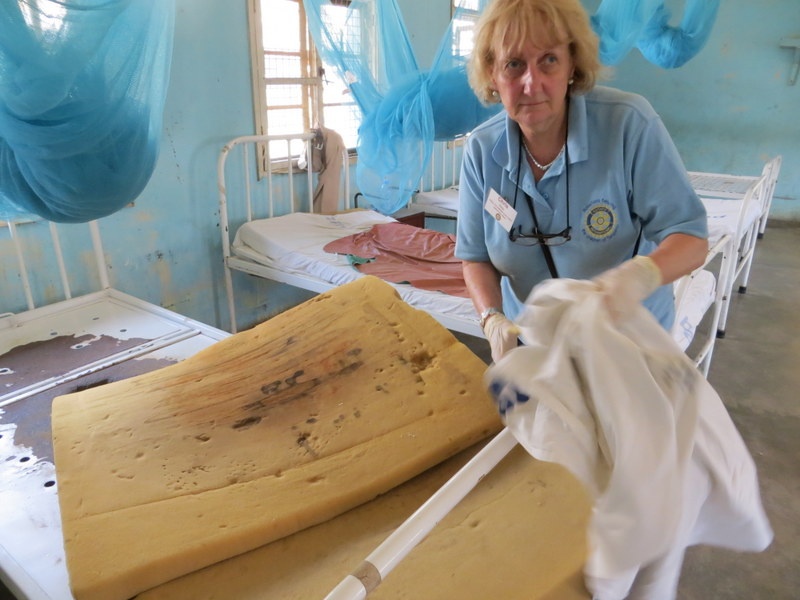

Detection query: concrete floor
xmin=677 ymin=222 xmax=800 ymax=600
xmin=1 ymin=223 xmax=797 ymax=600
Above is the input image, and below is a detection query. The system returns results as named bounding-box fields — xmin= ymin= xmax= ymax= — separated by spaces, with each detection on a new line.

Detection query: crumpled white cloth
xmin=486 ymin=279 xmax=773 ymax=600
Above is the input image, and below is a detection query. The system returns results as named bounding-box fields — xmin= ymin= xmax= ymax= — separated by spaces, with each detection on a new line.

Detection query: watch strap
xmin=479 ymin=307 xmax=503 ymax=329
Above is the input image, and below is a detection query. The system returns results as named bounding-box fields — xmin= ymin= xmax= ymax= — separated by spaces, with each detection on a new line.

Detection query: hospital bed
xmin=219 ymin=133 xmax=728 ymax=375
xmin=408 ymin=138 xmax=464 ymax=221
xmin=688 ymin=154 xmax=782 ymax=337
xmin=0 ymin=217 xmax=228 ymax=599
xmin=219 ymin=133 xmax=483 ymax=337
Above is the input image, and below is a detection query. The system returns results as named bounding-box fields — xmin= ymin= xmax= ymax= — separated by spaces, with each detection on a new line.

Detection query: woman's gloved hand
xmin=593 ymin=255 xmax=662 ymax=323
xmin=482 ymin=312 xmax=520 ymax=363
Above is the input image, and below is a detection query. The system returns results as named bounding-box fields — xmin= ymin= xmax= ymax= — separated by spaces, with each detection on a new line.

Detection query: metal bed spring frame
xmin=1 ymin=219 xmax=227 ymax=405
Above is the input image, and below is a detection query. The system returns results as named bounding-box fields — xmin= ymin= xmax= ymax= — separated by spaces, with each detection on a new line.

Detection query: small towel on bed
xmin=323 ymin=222 xmax=468 ymax=297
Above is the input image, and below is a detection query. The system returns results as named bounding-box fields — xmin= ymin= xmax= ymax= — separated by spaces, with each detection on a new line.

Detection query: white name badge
xmin=484 ymin=188 xmax=517 ymax=232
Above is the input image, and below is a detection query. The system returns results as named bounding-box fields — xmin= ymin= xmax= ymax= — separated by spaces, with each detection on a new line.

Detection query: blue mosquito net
xmin=303 ymin=0 xmax=719 ymax=215
xmin=592 ymin=0 xmax=721 ymax=68
xmin=304 ymin=0 xmax=500 ymax=215
xmin=0 ymin=0 xmax=175 ymax=223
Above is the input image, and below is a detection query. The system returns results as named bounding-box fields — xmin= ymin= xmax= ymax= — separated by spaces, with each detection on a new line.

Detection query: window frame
xmin=248 ymin=0 xmax=321 ymax=171
xmin=248 ymin=0 xmax=362 ymax=174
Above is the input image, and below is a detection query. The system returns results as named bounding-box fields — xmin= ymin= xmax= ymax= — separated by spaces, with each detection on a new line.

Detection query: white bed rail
xmin=218 ymin=133 xmax=352 ymax=332
xmin=690 ymin=170 xmax=770 ymax=338
xmin=1 ymin=219 xmax=109 ymax=320
xmin=417 ymin=137 xmax=466 ymax=194
xmin=714 ymin=175 xmax=768 ymax=338
xmin=679 ymin=233 xmax=731 ymax=376
xmin=757 ymin=155 xmax=782 ymax=238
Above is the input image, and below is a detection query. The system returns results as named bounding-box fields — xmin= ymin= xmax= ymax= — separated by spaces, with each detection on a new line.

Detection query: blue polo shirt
xmin=455 ymin=85 xmax=708 ymax=329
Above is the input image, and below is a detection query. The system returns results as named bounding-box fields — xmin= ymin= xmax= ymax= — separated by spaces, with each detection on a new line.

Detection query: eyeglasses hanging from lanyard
xmin=508 ymin=134 xmax=571 ymax=247
xmin=508 ymin=121 xmax=571 ymax=279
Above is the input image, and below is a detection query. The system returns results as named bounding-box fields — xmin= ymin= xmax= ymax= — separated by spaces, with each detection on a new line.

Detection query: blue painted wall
xmin=91 ymin=0 xmax=257 ymax=328
xmin=587 ymin=0 xmax=799 ymax=220
xmin=88 ymin=0 xmax=314 ymax=331
xmin=399 ymin=0 xmax=452 ymax=69
xmin=2 ymin=0 xmax=797 ymax=332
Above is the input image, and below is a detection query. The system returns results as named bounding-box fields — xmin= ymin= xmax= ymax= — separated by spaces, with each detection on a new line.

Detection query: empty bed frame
xmin=0 ymin=217 xmax=228 ymax=599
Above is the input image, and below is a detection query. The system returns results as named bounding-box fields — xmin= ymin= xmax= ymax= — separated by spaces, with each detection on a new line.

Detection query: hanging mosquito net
xmin=304 ymin=0 xmax=500 ymax=215
xmin=303 ymin=0 xmax=719 ymax=215
xmin=592 ymin=0 xmax=721 ymax=68
xmin=0 ymin=0 xmax=175 ymax=223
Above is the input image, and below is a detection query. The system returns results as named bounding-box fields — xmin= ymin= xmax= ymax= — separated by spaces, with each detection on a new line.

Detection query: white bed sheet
xmin=412 ymin=186 xmax=459 ymax=217
xmin=232 ymin=210 xmax=479 ymax=326
xmin=702 ymin=196 xmax=762 ymax=246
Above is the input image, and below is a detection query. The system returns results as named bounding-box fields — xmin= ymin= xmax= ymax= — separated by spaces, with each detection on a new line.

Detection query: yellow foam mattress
xmin=140 ymin=444 xmax=591 ymax=599
xmin=51 ymin=277 xmax=503 ymax=600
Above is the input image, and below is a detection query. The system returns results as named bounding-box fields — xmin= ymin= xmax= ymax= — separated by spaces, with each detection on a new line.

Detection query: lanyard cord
xmin=513 ymin=124 xmax=570 ymax=279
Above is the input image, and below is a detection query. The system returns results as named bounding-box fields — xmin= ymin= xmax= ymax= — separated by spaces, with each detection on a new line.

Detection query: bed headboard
xmin=0 ymin=218 xmax=109 ymax=319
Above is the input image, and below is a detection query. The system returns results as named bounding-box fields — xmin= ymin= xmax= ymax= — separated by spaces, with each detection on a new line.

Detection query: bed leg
xmin=224 ymin=263 xmax=238 ymax=334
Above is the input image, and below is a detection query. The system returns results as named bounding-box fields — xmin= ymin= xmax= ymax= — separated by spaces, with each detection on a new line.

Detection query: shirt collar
xmin=494 ymin=93 xmax=589 ymax=183
xmin=567 ymin=92 xmax=589 ymax=164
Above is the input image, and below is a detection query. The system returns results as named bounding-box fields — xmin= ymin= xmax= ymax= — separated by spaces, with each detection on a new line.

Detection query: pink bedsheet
xmin=323 ymin=222 xmax=469 ymax=298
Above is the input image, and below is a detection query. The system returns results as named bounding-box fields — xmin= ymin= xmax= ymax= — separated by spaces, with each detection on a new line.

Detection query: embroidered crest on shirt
xmin=582 ymin=200 xmax=618 ymax=241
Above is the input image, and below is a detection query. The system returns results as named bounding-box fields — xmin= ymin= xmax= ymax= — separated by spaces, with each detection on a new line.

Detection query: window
xmin=451 ymin=0 xmax=481 ymax=58
xmin=249 ymin=0 xmax=365 ymax=162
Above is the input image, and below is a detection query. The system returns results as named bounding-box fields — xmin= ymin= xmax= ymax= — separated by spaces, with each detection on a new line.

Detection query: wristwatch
xmin=479 ymin=307 xmax=503 ymax=329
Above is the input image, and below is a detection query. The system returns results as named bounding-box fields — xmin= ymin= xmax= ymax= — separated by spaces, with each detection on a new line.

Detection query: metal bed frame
xmin=217 ymin=133 xmax=481 ymax=337
xmin=0 ymin=218 xmax=228 ymax=600
xmin=688 ymin=154 xmax=782 ymax=337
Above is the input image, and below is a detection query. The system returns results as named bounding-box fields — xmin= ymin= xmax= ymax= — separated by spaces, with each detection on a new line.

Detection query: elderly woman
xmin=455 ymin=0 xmax=709 ymax=362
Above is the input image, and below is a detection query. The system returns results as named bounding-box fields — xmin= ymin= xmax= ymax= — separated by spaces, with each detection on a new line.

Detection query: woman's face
xmin=491 ymin=37 xmax=574 ymax=137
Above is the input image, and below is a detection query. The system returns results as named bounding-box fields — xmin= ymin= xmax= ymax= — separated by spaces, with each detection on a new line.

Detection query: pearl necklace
xmin=522 ymin=139 xmax=565 ymax=171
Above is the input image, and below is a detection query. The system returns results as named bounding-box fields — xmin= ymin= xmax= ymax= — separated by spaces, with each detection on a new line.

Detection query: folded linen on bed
xmin=323 ymin=222 xmax=468 ymax=297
